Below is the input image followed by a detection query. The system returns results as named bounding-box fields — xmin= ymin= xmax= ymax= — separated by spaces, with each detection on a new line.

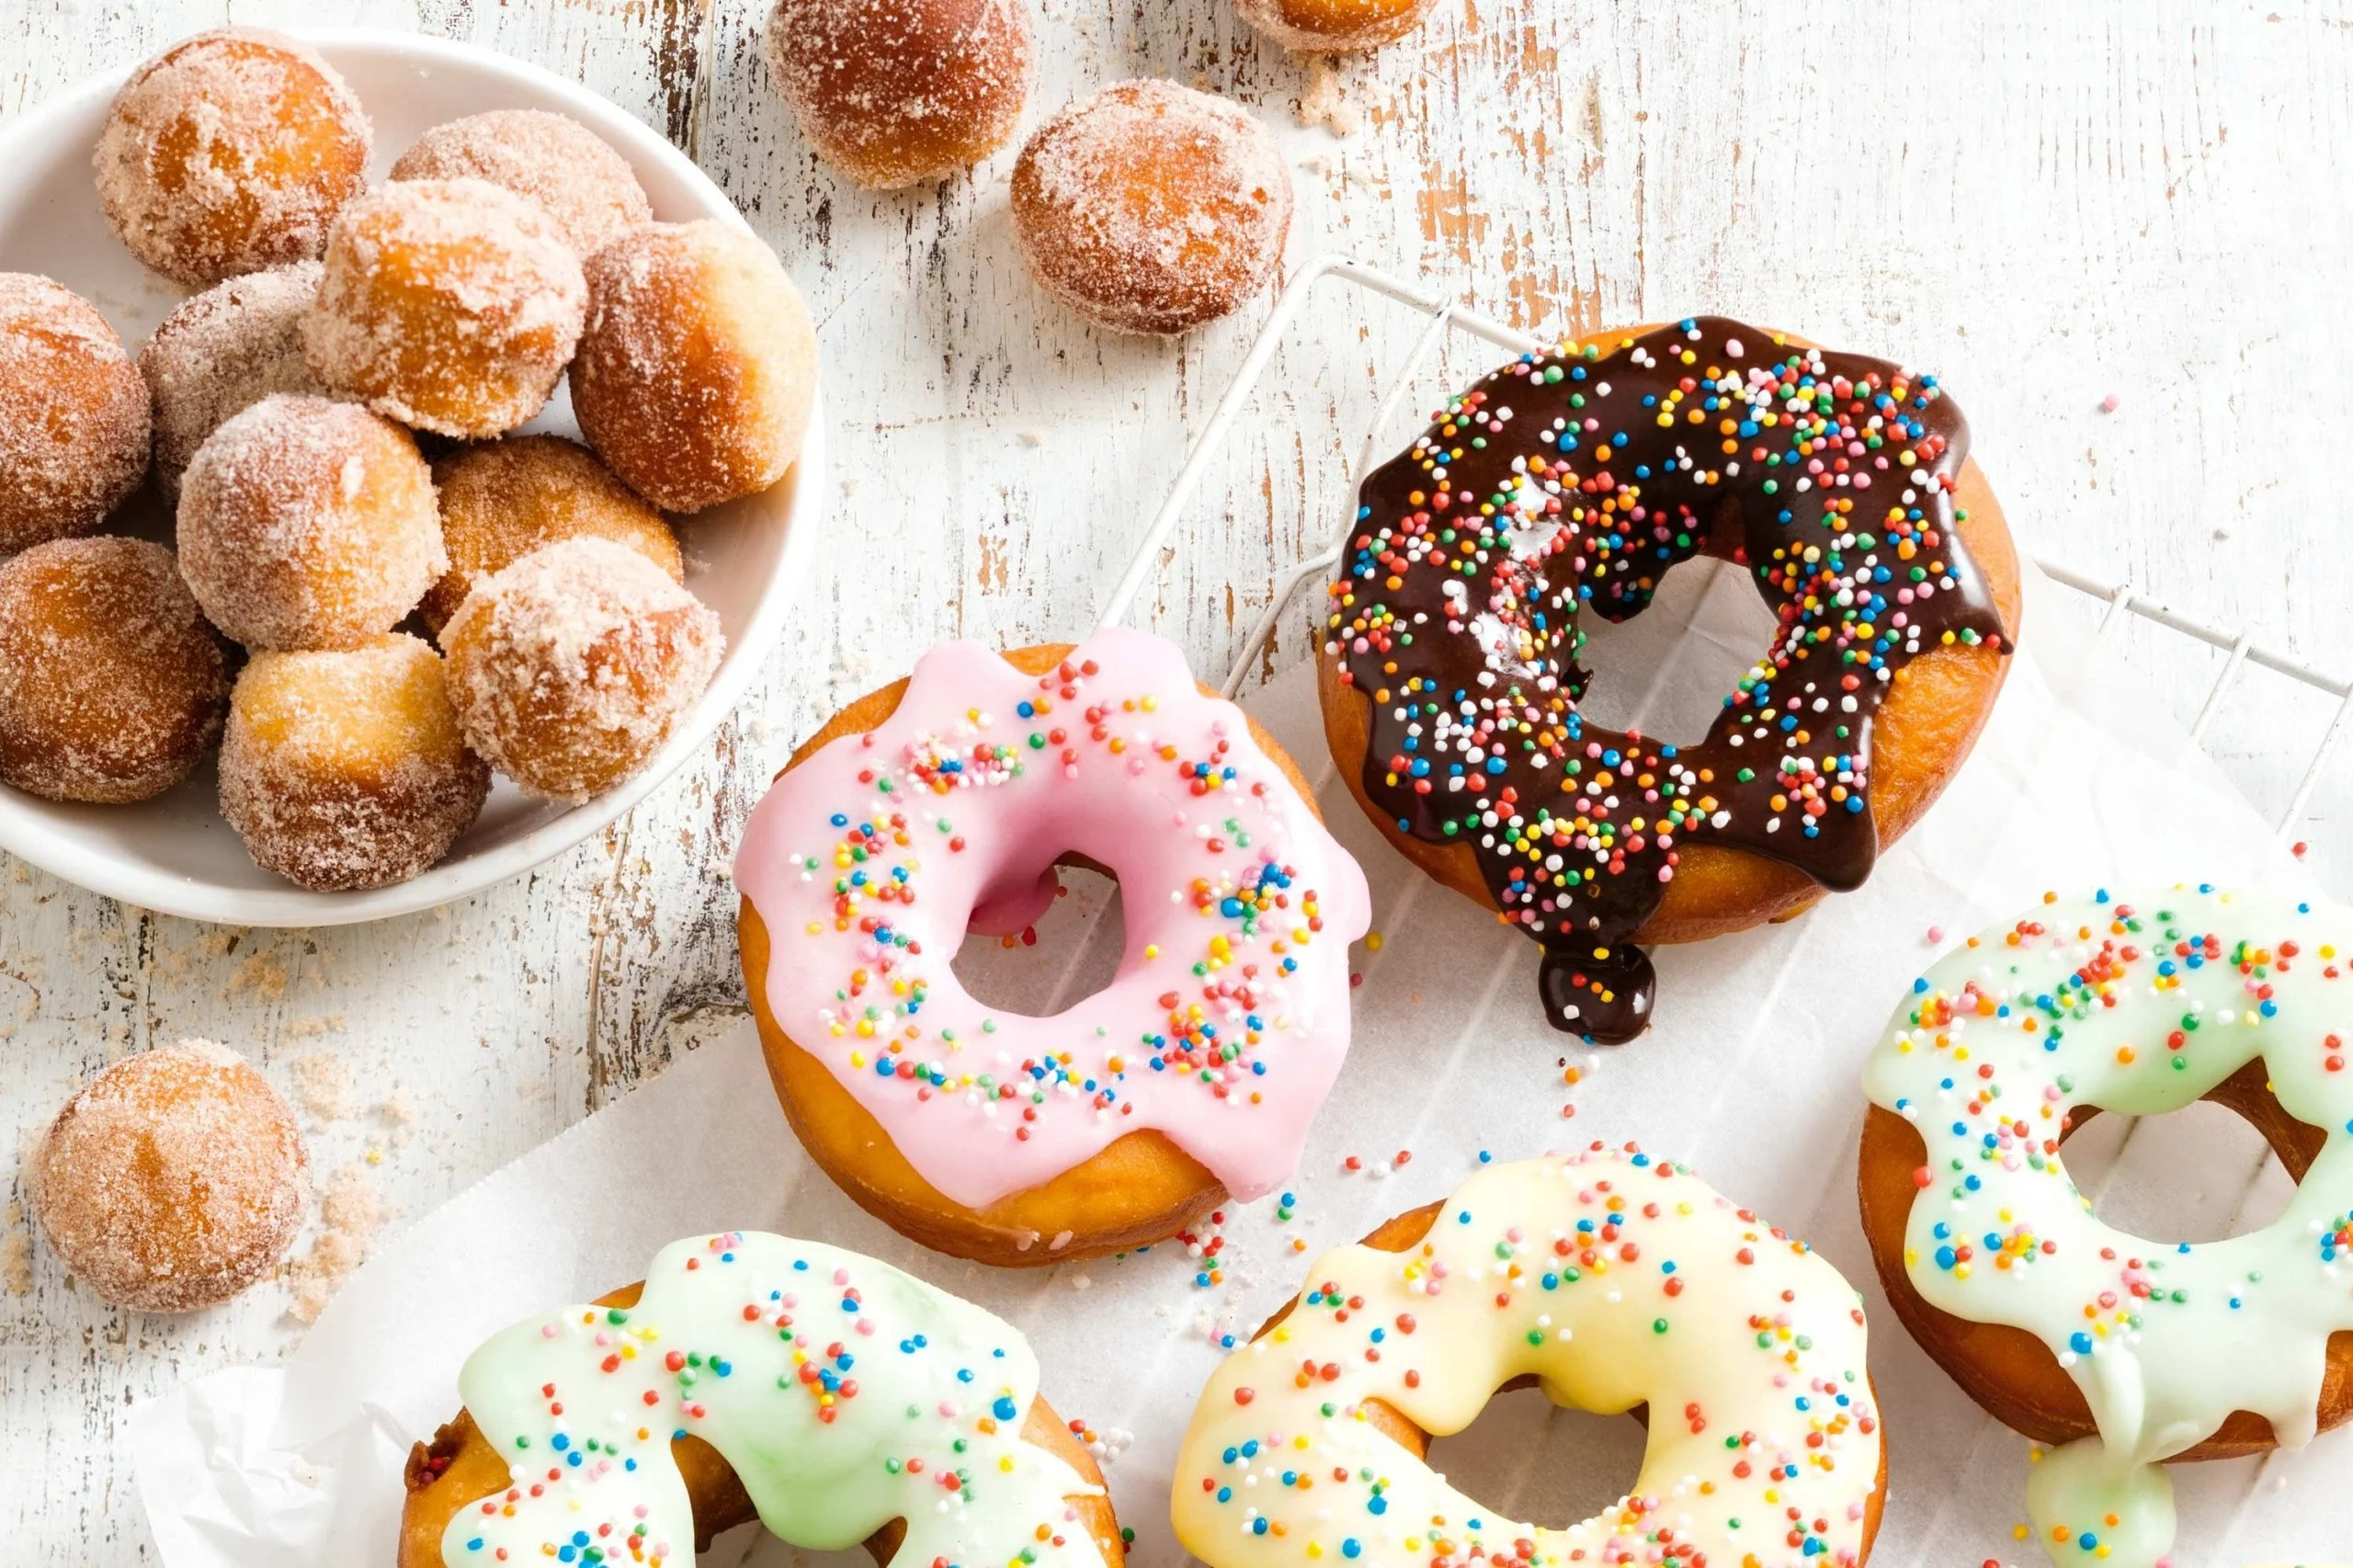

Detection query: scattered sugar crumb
xmin=1068 ymin=1272 xmax=1092 ymax=1290
xmin=840 ymin=475 xmax=861 ymax=495
xmin=286 ymin=1162 xmax=392 ymax=1324
xmin=1017 ymin=428 xmax=1046 ymax=448
xmin=380 ymin=1088 xmax=416 ymax=1146
xmin=284 ymin=1012 xmax=347 ymax=1039
xmin=288 ymin=1051 xmax=356 ymax=1124
xmin=226 ymin=948 xmax=288 ymax=1000
xmin=1298 ymin=57 xmax=1361 ymax=138
xmin=3 ymin=1201 xmax=29 ymax=1296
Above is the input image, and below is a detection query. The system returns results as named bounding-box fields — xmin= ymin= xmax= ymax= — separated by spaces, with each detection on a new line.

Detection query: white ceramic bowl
xmin=0 ymin=29 xmax=824 ymax=926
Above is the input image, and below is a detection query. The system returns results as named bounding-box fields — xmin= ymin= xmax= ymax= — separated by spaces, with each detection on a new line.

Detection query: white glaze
xmin=440 ymin=1232 xmax=1109 ymax=1568
xmin=1862 ymin=887 xmax=2353 ymax=1567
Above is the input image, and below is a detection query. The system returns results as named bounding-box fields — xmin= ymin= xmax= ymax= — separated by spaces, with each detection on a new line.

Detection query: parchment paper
xmin=130 ymin=564 xmax=2348 ymax=1567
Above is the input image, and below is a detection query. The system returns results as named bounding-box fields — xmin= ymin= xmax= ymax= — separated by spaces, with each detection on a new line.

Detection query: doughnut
xmin=0 ymin=537 xmax=228 ymax=804
xmin=733 ymin=630 xmax=1370 ymax=1266
xmin=1012 ymin=80 xmax=1293 ymax=336
xmin=397 ymin=1231 xmax=1121 ymax=1568
xmin=94 ymin=28 xmax=370 ymax=287
xmin=139 ymin=259 xmax=327 ymax=501
xmin=763 ymin=0 xmax=1037 ymax=187
xmin=177 ymin=393 xmax=446 ymax=651
xmin=389 ymin=109 xmax=652 ymax=257
xmin=1173 ymin=1147 xmax=1886 ymax=1568
xmin=1859 ymin=886 xmax=2353 ymax=1568
xmin=219 ymin=634 xmax=490 ymax=892
xmin=570 ymin=220 xmax=819 ymax=513
xmin=1321 ymin=316 xmax=2020 ymax=1042
xmin=422 ymin=435 xmax=682 ymax=635
xmin=28 ymin=1040 xmax=306 ymax=1313
xmin=0 ymin=272 xmax=151 ymax=553
xmin=303 ymin=178 xmax=587 ymax=439
xmin=1231 ymin=0 xmax=1440 ymax=51
xmin=441 ymin=538 xmax=722 ymax=802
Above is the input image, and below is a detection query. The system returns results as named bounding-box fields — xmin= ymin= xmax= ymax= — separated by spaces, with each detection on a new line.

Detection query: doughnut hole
xmin=571 ymin=220 xmax=817 ymax=513
xmin=0 ymin=538 xmax=228 ymax=804
xmin=390 ymin=109 xmax=652 ymax=258
xmin=422 ymin=435 xmax=682 ymax=636
xmin=442 ymin=538 xmax=723 ymax=802
xmin=29 ymin=1040 xmax=306 ymax=1313
xmin=1012 ymin=80 xmax=1293 ymax=336
xmin=219 ymin=633 xmax=491 ymax=892
xmin=0 ymin=273 xmax=152 ymax=553
xmin=94 ymin=28 xmax=370 ymax=287
xmin=177 ymin=394 xmax=445 ymax=652
xmin=1232 ymin=0 xmax=1438 ymax=51
xmin=763 ymin=0 xmax=1037 ymax=187
xmin=140 ymin=259 xmax=327 ymax=501
xmin=303 ymin=178 xmax=586 ymax=439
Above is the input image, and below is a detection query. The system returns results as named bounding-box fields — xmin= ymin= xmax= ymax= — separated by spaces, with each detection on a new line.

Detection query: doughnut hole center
xmin=1415 ymin=1383 xmax=1649 ymax=1531
xmin=2061 ymin=1098 xmax=2301 ymax=1244
xmin=950 ymin=859 xmax=1127 ymax=1017
xmin=1572 ymin=554 xmax=1781 ymax=741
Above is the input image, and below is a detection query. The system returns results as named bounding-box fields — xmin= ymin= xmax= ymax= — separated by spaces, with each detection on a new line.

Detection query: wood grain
xmin=4 ymin=0 xmax=2352 ymax=1560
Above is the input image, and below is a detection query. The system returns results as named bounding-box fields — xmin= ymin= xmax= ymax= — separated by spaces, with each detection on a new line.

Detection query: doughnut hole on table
xmin=396 ymin=1280 xmax=1121 ymax=1568
xmin=740 ymin=642 xmax=1336 ymax=1267
xmin=1857 ymin=1061 xmax=2353 ymax=1459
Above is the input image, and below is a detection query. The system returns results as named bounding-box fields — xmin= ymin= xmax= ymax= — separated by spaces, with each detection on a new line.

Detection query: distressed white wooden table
xmin=4 ymin=0 xmax=2351 ymax=1558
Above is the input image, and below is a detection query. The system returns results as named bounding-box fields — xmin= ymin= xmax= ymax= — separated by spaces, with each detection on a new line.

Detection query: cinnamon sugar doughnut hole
xmin=177 ymin=394 xmax=445 ymax=651
xmin=140 ymin=260 xmax=327 ymax=501
xmin=0 ymin=538 xmax=228 ymax=804
xmin=571 ymin=221 xmax=817 ymax=513
xmin=1011 ymin=80 xmax=1292 ymax=336
xmin=94 ymin=29 xmax=370 ymax=287
xmin=303 ymin=178 xmax=586 ymax=439
xmin=29 ymin=1040 xmax=306 ymax=1313
xmin=422 ymin=435 xmax=682 ymax=635
xmin=441 ymin=538 xmax=723 ymax=802
xmin=219 ymin=633 xmax=490 ymax=892
xmin=0 ymin=273 xmax=152 ymax=553
xmin=390 ymin=110 xmax=652 ymax=257
xmin=1232 ymin=0 xmax=1438 ymax=51
xmin=762 ymin=0 xmax=1037 ymax=187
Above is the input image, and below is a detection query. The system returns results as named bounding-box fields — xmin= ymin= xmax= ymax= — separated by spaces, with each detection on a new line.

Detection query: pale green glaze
xmin=1863 ymin=887 xmax=2353 ymax=1567
xmin=440 ymin=1232 xmax=1108 ymax=1568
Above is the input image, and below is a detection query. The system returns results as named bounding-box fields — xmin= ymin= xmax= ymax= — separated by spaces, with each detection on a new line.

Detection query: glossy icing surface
xmin=1171 ymin=1148 xmax=1881 ymax=1568
xmin=735 ymin=627 xmax=1371 ymax=1210
xmin=441 ymin=1232 xmax=1108 ymax=1568
xmin=1325 ymin=317 xmax=2008 ymax=1041
xmin=1862 ymin=887 xmax=2353 ymax=1567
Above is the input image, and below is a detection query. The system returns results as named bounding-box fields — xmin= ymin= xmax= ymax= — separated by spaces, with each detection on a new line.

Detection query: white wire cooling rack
xmin=1097 ymin=253 xmax=2353 ymax=840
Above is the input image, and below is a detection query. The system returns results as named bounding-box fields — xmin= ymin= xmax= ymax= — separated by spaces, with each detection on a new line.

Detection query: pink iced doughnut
xmin=733 ymin=629 xmax=1370 ymax=1265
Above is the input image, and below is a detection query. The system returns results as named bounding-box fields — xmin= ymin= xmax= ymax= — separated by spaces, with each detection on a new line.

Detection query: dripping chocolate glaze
xmin=1324 ymin=317 xmax=2010 ymax=1043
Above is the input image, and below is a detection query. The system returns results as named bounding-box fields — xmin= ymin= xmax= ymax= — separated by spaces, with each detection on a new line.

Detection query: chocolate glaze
xmin=1324 ymin=317 xmax=2009 ymax=1042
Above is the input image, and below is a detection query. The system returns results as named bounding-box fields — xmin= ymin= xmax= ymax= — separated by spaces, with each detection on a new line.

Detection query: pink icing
xmin=734 ymin=628 xmax=1370 ymax=1210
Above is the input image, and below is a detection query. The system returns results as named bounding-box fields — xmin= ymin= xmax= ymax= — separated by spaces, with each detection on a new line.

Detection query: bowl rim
xmin=0 ymin=26 xmax=825 ymax=927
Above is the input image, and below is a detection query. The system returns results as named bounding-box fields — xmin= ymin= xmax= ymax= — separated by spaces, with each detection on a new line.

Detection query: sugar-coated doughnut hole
xmin=140 ymin=260 xmax=327 ymax=501
xmin=0 ymin=537 xmax=228 ymax=804
xmin=1231 ymin=0 xmax=1438 ymax=51
xmin=30 ymin=1040 xmax=306 ymax=1312
xmin=390 ymin=109 xmax=652 ymax=258
xmin=443 ymin=538 xmax=723 ymax=802
xmin=0 ymin=273 xmax=152 ymax=553
xmin=423 ymin=435 xmax=682 ymax=636
xmin=571 ymin=221 xmax=816 ymax=513
xmin=219 ymin=633 xmax=491 ymax=892
xmin=303 ymin=178 xmax=586 ymax=439
xmin=1012 ymin=80 xmax=1292 ymax=336
xmin=177 ymin=393 xmax=446 ymax=652
xmin=94 ymin=28 xmax=370 ymax=288
xmin=763 ymin=0 xmax=1036 ymax=188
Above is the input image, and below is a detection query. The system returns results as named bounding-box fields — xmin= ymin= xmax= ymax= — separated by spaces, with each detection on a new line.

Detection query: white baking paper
xmin=130 ymin=563 xmax=2350 ymax=1567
